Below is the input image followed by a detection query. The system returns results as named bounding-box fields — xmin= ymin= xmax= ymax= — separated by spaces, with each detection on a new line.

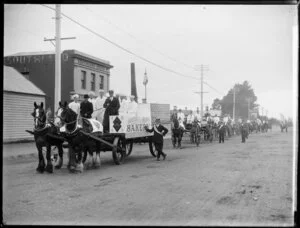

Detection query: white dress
xmin=94 ymin=96 xmax=106 ymax=123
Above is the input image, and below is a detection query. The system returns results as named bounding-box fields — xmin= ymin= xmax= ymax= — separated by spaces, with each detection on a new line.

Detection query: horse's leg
xmin=94 ymin=143 xmax=101 ymax=169
xmin=178 ymin=132 xmax=183 ymax=149
xmin=45 ymin=144 xmax=53 ymax=173
xmin=36 ymin=142 xmax=45 ymax=173
xmin=54 ymin=144 xmax=64 ymax=169
xmin=74 ymin=148 xmax=83 ymax=173
xmin=172 ymin=134 xmax=176 ymax=148
xmin=84 ymin=149 xmax=93 ymax=170
xmin=68 ymin=146 xmax=77 ymax=172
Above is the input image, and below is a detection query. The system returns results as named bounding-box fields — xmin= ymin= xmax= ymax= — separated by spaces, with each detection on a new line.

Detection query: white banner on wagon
xmin=109 ymin=103 xmax=154 ymax=138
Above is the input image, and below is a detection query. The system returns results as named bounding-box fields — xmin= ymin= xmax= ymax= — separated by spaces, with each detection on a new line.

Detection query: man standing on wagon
xmin=80 ymin=94 xmax=93 ymax=119
xmin=144 ymin=118 xmax=168 ymax=161
xmin=103 ymin=90 xmax=120 ymax=133
xmin=94 ymin=89 xmax=106 ymax=124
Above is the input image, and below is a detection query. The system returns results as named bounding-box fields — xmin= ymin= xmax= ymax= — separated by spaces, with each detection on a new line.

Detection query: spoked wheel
xmin=112 ymin=137 xmax=126 ymax=165
xmin=126 ymin=140 xmax=133 ymax=157
xmin=148 ymin=138 xmax=157 ymax=157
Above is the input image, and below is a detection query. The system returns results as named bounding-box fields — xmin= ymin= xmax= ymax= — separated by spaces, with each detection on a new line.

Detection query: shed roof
xmin=4 ymin=66 xmax=45 ymax=96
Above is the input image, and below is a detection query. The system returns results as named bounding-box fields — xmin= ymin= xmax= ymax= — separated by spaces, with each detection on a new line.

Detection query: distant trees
xmin=212 ymin=81 xmax=259 ymax=120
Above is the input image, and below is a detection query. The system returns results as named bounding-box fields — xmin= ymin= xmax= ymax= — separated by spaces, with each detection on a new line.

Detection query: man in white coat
xmin=88 ymin=91 xmax=97 ymax=119
xmin=177 ymin=109 xmax=185 ymax=130
xmin=127 ymin=95 xmax=138 ymax=116
xmin=186 ymin=110 xmax=195 ymax=125
xmin=68 ymin=94 xmax=80 ymax=117
xmin=119 ymin=95 xmax=129 ymax=115
xmin=94 ymin=89 xmax=106 ymax=124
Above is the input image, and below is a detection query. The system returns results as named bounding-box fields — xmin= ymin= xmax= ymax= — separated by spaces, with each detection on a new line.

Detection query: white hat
xmin=72 ymin=94 xmax=79 ymax=99
xmin=88 ymin=91 xmax=95 ymax=96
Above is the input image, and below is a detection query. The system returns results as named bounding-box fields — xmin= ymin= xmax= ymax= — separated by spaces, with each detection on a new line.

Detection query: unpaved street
xmin=3 ymin=126 xmax=295 ymax=226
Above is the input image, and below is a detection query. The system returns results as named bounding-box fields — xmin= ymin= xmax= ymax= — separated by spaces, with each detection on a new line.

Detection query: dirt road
xmin=3 ymin=126 xmax=295 ymax=226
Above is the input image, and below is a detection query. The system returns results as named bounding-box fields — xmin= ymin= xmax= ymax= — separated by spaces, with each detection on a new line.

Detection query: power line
xmin=84 ymin=6 xmax=196 ymax=71
xmin=203 ymin=81 xmax=223 ymax=96
xmin=41 ymin=4 xmax=199 ymax=81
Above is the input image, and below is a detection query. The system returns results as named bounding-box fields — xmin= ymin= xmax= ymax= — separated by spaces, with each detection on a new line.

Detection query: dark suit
xmin=241 ymin=123 xmax=248 ymax=143
xmin=145 ymin=124 xmax=168 ymax=159
xmin=218 ymin=123 xmax=225 ymax=143
xmin=80 ymin=100 xmax=93 ymax=119
xmin=103 ymin=96 xmax=120 ymax=132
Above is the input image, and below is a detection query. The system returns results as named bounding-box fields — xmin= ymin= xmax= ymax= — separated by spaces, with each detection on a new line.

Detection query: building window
xmin=99 ymin=75 xmax=104 ymax=90
xmin=81 ymin=70 xmax=86 ymax=89
xmin=91 ymin=73 xmax=96 ymax=91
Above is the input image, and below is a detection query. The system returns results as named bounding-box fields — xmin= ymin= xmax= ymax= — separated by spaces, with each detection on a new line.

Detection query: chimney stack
xmin=131 ymin=63 xmax=138 ymax=102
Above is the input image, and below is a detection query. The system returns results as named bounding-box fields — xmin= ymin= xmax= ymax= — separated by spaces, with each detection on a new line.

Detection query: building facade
xmin=4 ymin=50 xmax=113 ymax=111
xmin=4 ymin=66 xmax=46 ymax=143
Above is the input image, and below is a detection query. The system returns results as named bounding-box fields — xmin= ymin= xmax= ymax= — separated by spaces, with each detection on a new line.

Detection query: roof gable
xmin=4 ymin=66 xmax=45 ymax=96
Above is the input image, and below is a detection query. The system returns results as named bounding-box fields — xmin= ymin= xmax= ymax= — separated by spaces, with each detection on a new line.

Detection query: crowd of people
xmin=170 ymin=106 xmax=270 ymax=144
xmin=67 ymin=89 xmax=138 ymax=133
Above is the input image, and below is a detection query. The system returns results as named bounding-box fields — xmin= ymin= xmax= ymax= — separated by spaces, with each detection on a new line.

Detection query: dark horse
xmin=30 ymin=102 xmax=65 ymax=173
xmin=59 ymin=102 xmax=101 ymax=173
xmin=171 ymin=116 xmax=184 ymax=149
xmin=280 ymin=122 xmax=288 ymax=133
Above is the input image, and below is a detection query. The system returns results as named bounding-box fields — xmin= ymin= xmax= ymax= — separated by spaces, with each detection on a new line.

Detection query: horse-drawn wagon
xmin=78 ymin=103 xmax=157 ymax=165
xmin=55 ymin=102 xmax=159 ymax=172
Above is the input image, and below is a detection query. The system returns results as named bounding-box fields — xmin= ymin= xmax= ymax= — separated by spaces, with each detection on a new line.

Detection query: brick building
xmin=4 ymin=50 xmax=113 ymax=111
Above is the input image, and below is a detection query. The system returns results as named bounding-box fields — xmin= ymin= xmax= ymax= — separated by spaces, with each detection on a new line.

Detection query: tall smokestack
xmin=131 ymin=62 xmax=138 ymax=102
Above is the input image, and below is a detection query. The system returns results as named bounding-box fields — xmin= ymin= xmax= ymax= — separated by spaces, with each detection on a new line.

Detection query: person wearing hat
xmin=144 ymin=118 xmax=168 ymax=161
xmin=94 ymin=89 xmax=106 ymax=124
xmin=103 ymin=90 xmax=120 ymax=133
xmin=69 ymin=94 xmax=80 ymax=116
xmin=240 ymin=119 xmax=248 ymax=143
xmin=127 ymin=95 xmax=138 ymax=115
xmin=218 ymin=119 xmax=226 ymax=143
xmin=80 ymin=94 xmax=93 ymax=119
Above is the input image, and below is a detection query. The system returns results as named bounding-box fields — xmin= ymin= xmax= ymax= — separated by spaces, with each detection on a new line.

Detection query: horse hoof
xmin=46 ymin=164 xmax=53 ymax=173
xmin=36 ymin=166 xmax=45 ymax=173
xmin=94 ymin=156 xmax=101 ymax=169
xmin=54 ymin=158 xmax=63 ymax=169
xmin=75 ymin=163 xmax=83 ymax=173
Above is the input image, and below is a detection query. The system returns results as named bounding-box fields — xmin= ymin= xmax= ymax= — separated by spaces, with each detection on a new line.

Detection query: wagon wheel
xmin=112 ymin=137 xmax=126 ymax=165
xmin=126 ymin=140 xmax=133 ymax=157
xmin=148 ymin=138 xmax=157 ymax=157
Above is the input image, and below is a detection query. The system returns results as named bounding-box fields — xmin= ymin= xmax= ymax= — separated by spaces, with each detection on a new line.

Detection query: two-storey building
xmin=4 ymin=49 xmax=113 ymax=111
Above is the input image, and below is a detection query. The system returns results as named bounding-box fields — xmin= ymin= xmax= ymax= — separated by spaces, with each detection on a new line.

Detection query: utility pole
xmin=195 ymin=64 xmax=209 ymax=118
xmin=44 ymin=4 xmax=76 ymax=112
xmin=55 ymin=4 xmax=61 ymax=113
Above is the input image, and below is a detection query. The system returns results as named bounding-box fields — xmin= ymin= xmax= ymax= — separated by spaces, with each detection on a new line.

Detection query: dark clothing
xmin=145 ymin=124 xmax=168 ymax=160
xmin=154 ymin=142 xmax=165 ymax=160
xmin=103 ymin=96 xmax=120 ymax=132
xmin=218 ymin=124 xmax=225 ymax=143
xmin=80 ymin=100 xmax=93 ymax=119
xmin=145 ymin=124 xmax=168 ymax=143
xmin=241 ymin=123 xmax=248 ymax=143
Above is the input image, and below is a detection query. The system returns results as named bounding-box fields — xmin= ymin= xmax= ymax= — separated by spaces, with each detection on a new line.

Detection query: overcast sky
xmin=4 ymin=4 xmax=297 ymax=119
